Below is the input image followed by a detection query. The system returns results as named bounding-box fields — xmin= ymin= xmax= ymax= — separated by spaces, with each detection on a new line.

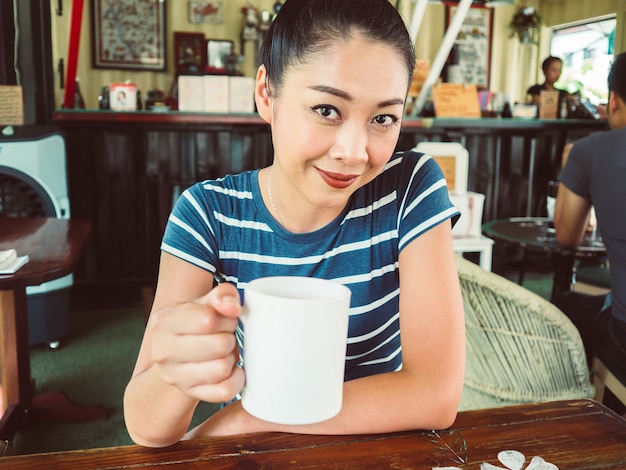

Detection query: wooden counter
xmin=2 ymin=399 xmax=626 ymax=468
xmin=51 ymin=111 xmax=608 ymax=307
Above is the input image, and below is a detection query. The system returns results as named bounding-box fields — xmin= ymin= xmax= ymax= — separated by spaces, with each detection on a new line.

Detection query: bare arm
xmin=185 ymin=221 xmax=466 ymax=437
xmin=554 ymin=143 xmax=593 ymax=247
xmin=554 ymin=182 xmax=592 ymax=248
xmin=123 ymin=252 xmax=245 ymax=447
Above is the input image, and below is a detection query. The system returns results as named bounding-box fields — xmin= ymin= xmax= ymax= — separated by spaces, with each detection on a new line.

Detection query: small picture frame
xmin=446 ymin=5 xmax=493 ymax=88
xmin=206 ymin=39 xmax=234 ymax=73
xmin=174 ymin=32 xmax=207 ymax=74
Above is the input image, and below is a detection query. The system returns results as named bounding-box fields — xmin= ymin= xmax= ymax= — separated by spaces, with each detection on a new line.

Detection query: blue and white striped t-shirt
xmin=161 ymin=150 xmax=458 ymax=381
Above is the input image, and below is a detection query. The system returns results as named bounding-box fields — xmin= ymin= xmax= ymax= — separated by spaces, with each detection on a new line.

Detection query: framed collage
xmin=92 ymin=0 xmax=167 ymax=71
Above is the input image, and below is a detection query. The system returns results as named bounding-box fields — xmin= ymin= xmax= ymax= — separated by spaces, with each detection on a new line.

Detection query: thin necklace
xmin=267 ymin=168 xmax=286 ymax=228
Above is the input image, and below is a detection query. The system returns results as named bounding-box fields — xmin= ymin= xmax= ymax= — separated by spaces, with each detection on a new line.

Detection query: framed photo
xmin=92 ymin=0 xmax=166 ymax=71
xmin=206 ymin=39 xmax=234 ymax=73
xmin=174 ymin=31 xmax=207 ymax=74
xmin=446 ymin=5 xmax=493 ymax=88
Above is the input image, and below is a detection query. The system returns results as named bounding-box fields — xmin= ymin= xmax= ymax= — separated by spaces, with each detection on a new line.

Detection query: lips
xmin=316 ymin=168 xmax=359 ymax=189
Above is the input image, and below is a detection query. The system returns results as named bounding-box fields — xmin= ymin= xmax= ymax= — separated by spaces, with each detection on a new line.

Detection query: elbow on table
xmin=126 ymin=425 xmax=184 ymax=448
xmin=432 ymin=397 xmax=461 ymax=430
xmin=410 ymin=389 xmax=461 ymax=431
xmin=123 ymin=398 xmax=186 ymax=448
xmin=555 ymin=230 xmax=581 ymax=249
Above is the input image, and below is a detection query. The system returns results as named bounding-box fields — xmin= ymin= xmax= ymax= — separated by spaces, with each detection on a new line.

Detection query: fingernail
xmin=222 ymin=295 xmax=239 ymax=305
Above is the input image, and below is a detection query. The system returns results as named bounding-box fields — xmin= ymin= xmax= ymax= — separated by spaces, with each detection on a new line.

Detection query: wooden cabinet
xmin=52 ymin=111 xmax=607 ymax=307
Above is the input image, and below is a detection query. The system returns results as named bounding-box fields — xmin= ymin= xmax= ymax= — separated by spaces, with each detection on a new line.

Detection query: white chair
xmin=455 ymin=255 xmax=595 ymax=410
xmin=414 ymin=141 xmax=494 ymax=270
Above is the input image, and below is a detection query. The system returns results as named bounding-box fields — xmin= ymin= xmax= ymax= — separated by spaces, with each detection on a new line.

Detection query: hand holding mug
xmin=149 ymin=283 xmax=245 ymax=404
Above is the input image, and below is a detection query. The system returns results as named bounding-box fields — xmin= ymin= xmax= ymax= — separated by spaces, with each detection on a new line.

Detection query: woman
xmin=527 ymin=56 xmax=567 ymax=105
xmin=124 ymin=0 xmax=465 ymax=447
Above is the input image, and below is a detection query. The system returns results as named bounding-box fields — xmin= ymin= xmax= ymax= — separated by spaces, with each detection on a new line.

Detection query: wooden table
xmin=1 ymin=399 xmax=625 ymax=469
xmin=483 ymin=217 xmax=606 ymax=300
xmin=0 ymin=217 xmax=91 ymax=440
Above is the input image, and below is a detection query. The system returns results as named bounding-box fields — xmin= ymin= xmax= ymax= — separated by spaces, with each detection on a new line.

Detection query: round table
xmin=0 ymin=217 xmax=92 ymax=439
xmin=482 ymin=217 xmax=606 ymax=299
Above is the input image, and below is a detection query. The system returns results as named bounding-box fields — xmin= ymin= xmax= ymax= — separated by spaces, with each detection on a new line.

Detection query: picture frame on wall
xmin=174 ymin=31 xmax=207 ymax=74
xmin=206 ymin=39 xmax=234 ymax=73
xmin=92 ymin=0 xmax=167 ymax=71
xmin=188 ymin=1 xmax=224 ymax=24
xmin=446 ymin=5 xmax=493 ymax=88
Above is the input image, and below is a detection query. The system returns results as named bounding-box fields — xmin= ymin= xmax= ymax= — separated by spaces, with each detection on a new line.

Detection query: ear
xmin=255 ymin=65 xmax=272 ymax=124
xmin=608 ymin=90 xmax=620 ymax=115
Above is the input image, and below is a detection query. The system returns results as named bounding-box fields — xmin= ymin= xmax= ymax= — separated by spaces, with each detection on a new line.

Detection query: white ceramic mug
xmin=240 ymin=276 xmax=351 ymax=425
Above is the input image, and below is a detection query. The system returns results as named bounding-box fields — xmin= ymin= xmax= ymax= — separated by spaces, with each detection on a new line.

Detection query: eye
xmin=372 ymin=114 xmax=399 ymax=128
xmin=312 ymin=105 xmax=341 ymax=121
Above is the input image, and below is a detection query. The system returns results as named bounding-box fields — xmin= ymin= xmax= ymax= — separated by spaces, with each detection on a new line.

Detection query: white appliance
xmin=0 ymin=125 xmax=73 ymax=347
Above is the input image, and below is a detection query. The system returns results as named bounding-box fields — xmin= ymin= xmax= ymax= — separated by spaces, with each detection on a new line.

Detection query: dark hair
xmin=608 ymin=52 xmax=626 ymax=102
xmin=259 ymin=0 xmax=416 ymax=96
xmin=541 ymin=56 xmax=562 ymax=73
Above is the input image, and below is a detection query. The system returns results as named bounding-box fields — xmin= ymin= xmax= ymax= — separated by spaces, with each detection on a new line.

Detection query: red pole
xmin=63 ymin=0 xmax=85 ymax=108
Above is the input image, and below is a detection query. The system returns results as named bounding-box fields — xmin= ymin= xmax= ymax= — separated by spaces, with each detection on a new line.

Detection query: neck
xmin=262 ymin=167 xmax=343 ymax=234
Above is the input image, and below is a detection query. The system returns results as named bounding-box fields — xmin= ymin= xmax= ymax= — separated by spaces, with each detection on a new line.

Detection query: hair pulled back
xmin=259 ymin=0 xmax=416 ymax=95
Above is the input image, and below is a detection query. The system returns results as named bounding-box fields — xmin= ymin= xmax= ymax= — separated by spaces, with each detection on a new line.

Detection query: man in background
xmin=554 ymin=53 xmax=626 ymax=408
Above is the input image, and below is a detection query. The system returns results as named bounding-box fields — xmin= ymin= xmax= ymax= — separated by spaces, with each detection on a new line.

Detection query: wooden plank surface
xmin=2 ymin=400 xmax=625 ymax=469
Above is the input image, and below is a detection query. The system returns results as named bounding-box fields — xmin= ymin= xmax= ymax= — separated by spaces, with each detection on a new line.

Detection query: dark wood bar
xmin=2 ymin=399 xmax=626 ymax=469
xmin=51 ymin=111 xmax=608 ymax=307
xmin=398 ymin=117 xmax=608 ymax=221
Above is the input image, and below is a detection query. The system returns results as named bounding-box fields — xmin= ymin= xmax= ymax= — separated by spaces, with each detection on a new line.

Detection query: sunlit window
xmin=551 ymin=16 xmax=616 ymax=105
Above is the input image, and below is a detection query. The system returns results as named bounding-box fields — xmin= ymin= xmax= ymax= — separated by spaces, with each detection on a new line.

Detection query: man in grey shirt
xmin=554 ymin=53 xmax=626 ymax=403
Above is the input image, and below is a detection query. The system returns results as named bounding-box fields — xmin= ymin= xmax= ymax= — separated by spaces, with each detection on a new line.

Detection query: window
xmin=551 ymin=16 xmax=616 ymax=105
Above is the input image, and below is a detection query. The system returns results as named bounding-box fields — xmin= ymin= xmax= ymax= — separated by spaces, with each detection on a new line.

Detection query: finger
xmin=152 ymin=331 xmax=237 ymax=365
xmin=151 ymin=300 xmax=239 ymax=336
xmin=189 ymin=366 xmax=246 ymax=404
xmin=159 ymin=356 xmax=245 ymax=404
xmin=197 ymin=283 xmax=241 ymax=319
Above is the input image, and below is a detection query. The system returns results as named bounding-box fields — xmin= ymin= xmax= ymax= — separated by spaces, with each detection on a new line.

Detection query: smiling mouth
xmin=316 ymin=168 xmax=359 ymax=189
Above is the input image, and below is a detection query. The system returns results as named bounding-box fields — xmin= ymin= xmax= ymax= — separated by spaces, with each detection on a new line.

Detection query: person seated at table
xmin=553 ymin=52 xmax=626 ymax=389
xmin=526 ymin=56 xmax=569 ymax=106
xmin=123 ymin=0 xmax=465 ymax=448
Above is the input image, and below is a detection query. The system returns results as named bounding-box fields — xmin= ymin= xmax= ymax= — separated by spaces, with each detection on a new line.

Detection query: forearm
xmin=124 ymin=365 xmax=199 ymax=447
xmin=188 ymin=366 xmax=463 ymax=438
xmin=303 ymin=368 xmax=461 ymax=434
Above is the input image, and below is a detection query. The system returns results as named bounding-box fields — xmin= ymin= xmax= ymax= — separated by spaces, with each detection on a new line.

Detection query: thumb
xmin=198 ymin=283 xmax=241 ymax=319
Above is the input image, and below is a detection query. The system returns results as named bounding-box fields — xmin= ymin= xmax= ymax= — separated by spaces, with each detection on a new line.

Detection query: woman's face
xmin=258 ymin=34 xmax=409 ymax=215
xmin=544 ymin=60 xmax=562 ymax=85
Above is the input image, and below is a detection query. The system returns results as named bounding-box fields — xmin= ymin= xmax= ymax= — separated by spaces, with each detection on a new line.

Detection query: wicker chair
xmin=455 ymin=255 xmax=595 ymax=410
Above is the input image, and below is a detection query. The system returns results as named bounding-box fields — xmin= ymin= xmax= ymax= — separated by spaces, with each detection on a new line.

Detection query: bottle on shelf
xmin=136 ymin=90 xmax=143 ymax=110
xmin=559 ymin=97 xmax=568 ymax=119
xmin=73 ymin=78 xmax=86 ymax=109
xmin=98 ymin=86 xmax=110 ymax=109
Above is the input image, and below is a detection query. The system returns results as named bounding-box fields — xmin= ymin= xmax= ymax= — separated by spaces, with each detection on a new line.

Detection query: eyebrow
xmin=309 ymin=85 xmax=405 ymax=108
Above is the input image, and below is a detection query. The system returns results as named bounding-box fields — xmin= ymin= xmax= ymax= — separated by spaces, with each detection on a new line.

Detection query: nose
xmin=329 ymin=123 xmax=368 ymax=165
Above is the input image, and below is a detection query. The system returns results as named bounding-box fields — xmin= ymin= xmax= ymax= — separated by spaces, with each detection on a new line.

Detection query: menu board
xmin=433 ymin=156 xmax=458 ymax=191
xmin=408 ymin=60 xmax=430 ymax=99
xmin=431 ymin=83 xmax=481 ymax=118
xmin=539 ymin=90 xmax=559 ymax=119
